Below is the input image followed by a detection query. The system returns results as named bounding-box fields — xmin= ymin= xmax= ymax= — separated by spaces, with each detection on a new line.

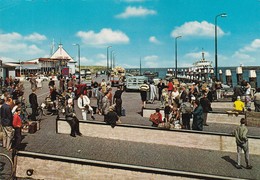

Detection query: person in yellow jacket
xmin=233 ymin=96 xmax=245 ymax=112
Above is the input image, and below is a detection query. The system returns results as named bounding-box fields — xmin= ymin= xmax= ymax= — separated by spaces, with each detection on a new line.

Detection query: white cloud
xmin=0 ymin=32 xmax=22 ymax=42
xmin=231 ymin=39 xmax=260 ymax=63
xmin=0 ymin=56 xmax=16 ymax=62
xmin=0 ymin=32 xmax=45 ymax=55
xmin=96 ymin=53 xmax=107 ymax=59
xmin=232 ymin=52 xmax=251 ymax=60
xmin=24 ymin=33 xmax=47 ymax=42
xmin=115 ymin=6 xmax=157 ymax=19
xmin=184 ymin=51 xmax=210 ymax=59
xmin=240 ymin=39 xmax=260 ymax=53
xmin=149 ymin=36 xmax=161 ymax=44
xmin=76 ymin=28 xmax=130 ymax=46
xmin=171 ymin=21 xmax=225 ymax=38
xmin=144 ymin=61 xmax=158 ymax=68
xmin=79 ymin=56 xmax=108 ymax=66
xmin=144 ymin=55 xmax=158 ymax=61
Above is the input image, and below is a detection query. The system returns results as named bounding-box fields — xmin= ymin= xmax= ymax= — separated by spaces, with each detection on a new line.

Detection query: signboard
xmin=62 ymin=67 xmax=69 ymax=76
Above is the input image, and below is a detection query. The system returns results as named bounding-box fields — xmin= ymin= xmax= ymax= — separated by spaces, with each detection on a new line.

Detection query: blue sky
xmin=0 ymin=0 xmax=259 ymax=68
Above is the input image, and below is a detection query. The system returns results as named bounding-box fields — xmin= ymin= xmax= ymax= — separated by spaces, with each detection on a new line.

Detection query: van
xmin=125 ymin=76 xmax=148 ymax=91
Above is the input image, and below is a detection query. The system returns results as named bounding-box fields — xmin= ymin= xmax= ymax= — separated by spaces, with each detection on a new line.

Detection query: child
xmin=149 ymin=108 xmax=163 ymax=127
xmin=164 ymin=103 xmax=171 ymax=122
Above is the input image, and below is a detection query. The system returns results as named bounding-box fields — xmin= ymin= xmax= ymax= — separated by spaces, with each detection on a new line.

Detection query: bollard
xmin=249 ymin=70 xmax=257 ymax=88
xmin=203 ymin=69 xmax=208 ymax=83
xmin=219 ymin=70 xmax=223 ymax=83
xmin=225 ymin=69 xmax=232 ymax=87
xmin=236 ymin=66 xmax=243 ymax=85
xmin=210 ymin=69 xmax=215 ymax=82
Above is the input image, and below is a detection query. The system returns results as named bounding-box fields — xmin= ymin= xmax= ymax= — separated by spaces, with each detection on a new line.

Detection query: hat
xmin=237 ymin=96 xmax=241 ymax=100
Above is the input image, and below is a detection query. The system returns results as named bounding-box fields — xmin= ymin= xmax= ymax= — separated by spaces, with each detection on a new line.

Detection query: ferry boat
xmin=165 ymin=69 xmax=174 ymax=78
xmin=189 ymin=51 xmax=213 ymax=73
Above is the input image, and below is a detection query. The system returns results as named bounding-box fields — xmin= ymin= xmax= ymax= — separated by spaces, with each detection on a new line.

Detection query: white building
xmin=14 ymin=44 xmax=76 ymax=77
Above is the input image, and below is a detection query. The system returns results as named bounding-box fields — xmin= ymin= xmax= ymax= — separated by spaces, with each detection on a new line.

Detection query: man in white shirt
xmin=77 ymin=93 xmax=95 ymax=121
xmin=36 ymin=77 xmax=42 ymax=89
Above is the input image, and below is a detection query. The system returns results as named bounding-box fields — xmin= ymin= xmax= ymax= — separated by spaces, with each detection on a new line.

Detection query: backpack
xmin=181 ymin=102 xmax=193 ymax=114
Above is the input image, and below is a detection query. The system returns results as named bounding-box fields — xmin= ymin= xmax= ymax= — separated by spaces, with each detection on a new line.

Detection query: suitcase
xmin=29 ymin=122 xmax=37 ymax=134
xmin=121 ymin=107 xmax=126 ymax=116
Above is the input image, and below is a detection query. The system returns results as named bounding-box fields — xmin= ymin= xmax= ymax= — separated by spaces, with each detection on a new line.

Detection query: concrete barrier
xmin=15 ymin=151 xmax=237 ymax=180
xmin=56 ymin=119 xmax=260 ymax=155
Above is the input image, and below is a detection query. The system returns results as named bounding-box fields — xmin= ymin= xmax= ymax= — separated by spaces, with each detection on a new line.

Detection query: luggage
xmin=121 ymin=107 xmax=126 ymax=116
xmin=29 ymin=122 xmax=37 ymax=134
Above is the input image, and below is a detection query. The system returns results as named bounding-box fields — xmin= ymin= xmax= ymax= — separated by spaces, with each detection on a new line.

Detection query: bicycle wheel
xmin=0 ymin=153 xmax=14 ymax=180
xmin=36 ymin=108 xmax=43 ymax=121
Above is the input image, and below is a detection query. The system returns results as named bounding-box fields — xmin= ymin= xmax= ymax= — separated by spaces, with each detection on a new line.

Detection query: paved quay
xmin=1 ymin=76 xmax=260 ymax=179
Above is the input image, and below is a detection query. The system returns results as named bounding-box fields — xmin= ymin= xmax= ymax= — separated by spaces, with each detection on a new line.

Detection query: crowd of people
xmin=144 ymin=79 xmax=213 ymax=131
xmin=144 ymin=78 xmax=260 ymax=131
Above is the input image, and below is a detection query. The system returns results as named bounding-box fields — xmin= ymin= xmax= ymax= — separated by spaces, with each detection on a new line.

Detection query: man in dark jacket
xmin=29 ymin=88 xmax=38 ymax=121
xmin=200 ymin=93 xmax=212 ymax=126
xmin=1 ymin=97 xmax=14 ymax=151
xmin=105 ymin=106 xmax=119 ymax=128
xmin=157 ymin=79 xmax=165 ymax=101
xmin=192 ymin=100 xmax=203 ymax=131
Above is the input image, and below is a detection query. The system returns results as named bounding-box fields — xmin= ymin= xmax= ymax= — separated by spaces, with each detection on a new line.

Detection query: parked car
xmin=38 ymin=75 xmax=49 ymax=81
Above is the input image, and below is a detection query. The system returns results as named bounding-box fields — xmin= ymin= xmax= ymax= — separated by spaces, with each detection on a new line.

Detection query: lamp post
xmin=107 ymin=46 xmax=112 ymax=73
xmin=110 ymin=50 xmax=115 ymax=70
xmin=175 ymin=35 xmax=182 ymax=79
xmin=73 ymin=43 xmax=81 ymax=84
xmin=215 ymin=13 xmax=227 ymax=79
xmin=113 ymin=53 xmax=117 ymax=69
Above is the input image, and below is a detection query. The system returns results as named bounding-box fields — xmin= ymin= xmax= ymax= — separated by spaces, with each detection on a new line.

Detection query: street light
xmin=215 ymin=13 xmax=227 ymax=79
xmin=113 ymin=53 xmax=117 ymax=69
xmin=73 ymin=43 xmax=81 ymax=84
xmin=175 ymin=35 xmax=182 ymax=79
xmin=107 ymin=46 xmax=112 ymax=73
xmin=110 ymin=50 xmax=115 ymax=70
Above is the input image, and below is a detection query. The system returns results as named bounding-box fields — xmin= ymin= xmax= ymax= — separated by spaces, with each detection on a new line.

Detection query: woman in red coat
xmin=13 ymin=107 xmax=22 ymax=150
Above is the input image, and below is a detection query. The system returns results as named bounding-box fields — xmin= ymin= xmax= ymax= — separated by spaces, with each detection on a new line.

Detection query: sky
xmin=0 ymin=0 xmax=259 ymax=69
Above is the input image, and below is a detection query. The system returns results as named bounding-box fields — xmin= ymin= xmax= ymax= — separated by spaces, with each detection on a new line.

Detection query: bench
xmin=226 ymin=110 xmax=239 ymax=117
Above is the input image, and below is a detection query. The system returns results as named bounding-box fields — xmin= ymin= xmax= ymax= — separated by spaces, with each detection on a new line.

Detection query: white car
xmin=38 ymin=75 xmax=49 ymax=81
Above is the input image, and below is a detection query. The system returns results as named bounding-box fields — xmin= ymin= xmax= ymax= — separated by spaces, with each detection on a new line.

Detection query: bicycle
xmin=21 ymin=100 xmax=46 ymax=121
xmin=0 ymin=153 xmax=14 ymax=180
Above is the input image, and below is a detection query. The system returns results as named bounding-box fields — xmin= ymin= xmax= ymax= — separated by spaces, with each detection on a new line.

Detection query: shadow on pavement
xmin=222 ymin=155 xmax=237 ymax=168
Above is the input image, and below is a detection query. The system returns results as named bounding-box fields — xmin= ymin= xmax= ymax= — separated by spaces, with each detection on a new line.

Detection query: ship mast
xmin=201 ymin=48 xmax=205 ymax=61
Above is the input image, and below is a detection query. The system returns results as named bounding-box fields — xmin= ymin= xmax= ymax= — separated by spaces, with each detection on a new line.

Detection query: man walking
xmin=234 ymin=118 xmax=252 ymax=169
xmin=77 ymin=93 xmax=95 ymax=121
xmin=200 ymin=92 xmax=212 ymax=126
xmin=1 ymin=97 xmax=14 ymax=151
xmin=29 ymin=88 xmax=38 ymax=121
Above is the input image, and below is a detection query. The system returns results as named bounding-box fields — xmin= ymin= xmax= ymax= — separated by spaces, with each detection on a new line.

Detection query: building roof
xmin=51 ymin=44 xmax=76 ymax=63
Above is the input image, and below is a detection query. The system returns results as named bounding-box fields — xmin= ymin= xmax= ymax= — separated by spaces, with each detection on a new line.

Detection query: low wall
xmin=14 ymin=151 xmax=238 ymax=180
xmin=246 ymin=111 xmax=260 ymax=127
xmin=56 ymin=120 xmax=260 ymax=155
xmin=142 ymin=109 xmax=244 ymax=125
